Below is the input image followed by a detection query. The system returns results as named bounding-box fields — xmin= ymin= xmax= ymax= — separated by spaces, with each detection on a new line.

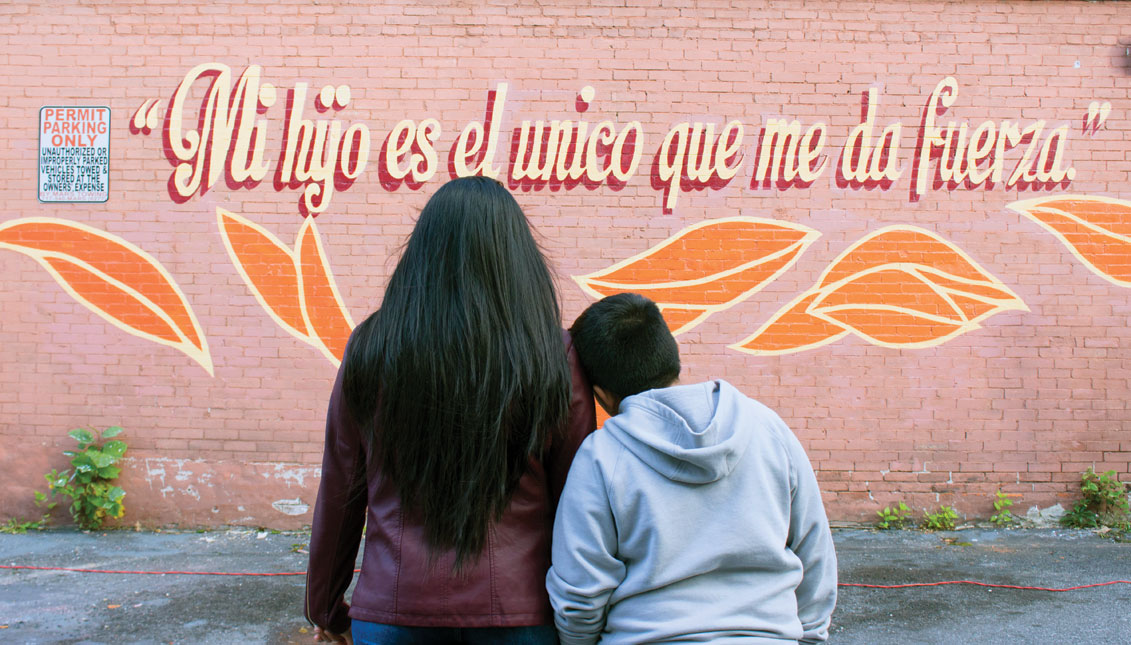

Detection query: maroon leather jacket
xmin=304 ymin=331 xmax=596 ymax=632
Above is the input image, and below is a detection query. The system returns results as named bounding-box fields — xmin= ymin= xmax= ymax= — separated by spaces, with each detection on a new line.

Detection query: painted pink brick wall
xmin=0 ymin=0 xmax=1128 ymax=527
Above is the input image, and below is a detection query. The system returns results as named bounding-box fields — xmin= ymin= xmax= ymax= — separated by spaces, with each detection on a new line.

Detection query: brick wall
xmin=1 ymin=0 xmax=1128 ymax=528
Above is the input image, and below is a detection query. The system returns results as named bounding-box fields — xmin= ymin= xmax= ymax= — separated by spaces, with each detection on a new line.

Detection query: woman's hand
xmin=313 ymin=626 xmax=353 ymax=644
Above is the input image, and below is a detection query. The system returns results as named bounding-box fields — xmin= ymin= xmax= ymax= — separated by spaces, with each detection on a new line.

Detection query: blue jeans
xmin=351 ymin=620 xmax=559 ymax=645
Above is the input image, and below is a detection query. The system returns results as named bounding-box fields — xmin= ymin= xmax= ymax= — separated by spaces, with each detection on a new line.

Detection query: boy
xmin=547 ymin=293 xmax=837 ymax=644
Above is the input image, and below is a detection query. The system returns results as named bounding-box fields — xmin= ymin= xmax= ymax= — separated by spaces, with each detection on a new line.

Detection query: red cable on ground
xmin=2 ymin=564 xmax=1129 ymax=592
xmin=839 ymin=580 xmax=1131 ymax=592
xmin=0 ymin=564 xmax=309 ymax=577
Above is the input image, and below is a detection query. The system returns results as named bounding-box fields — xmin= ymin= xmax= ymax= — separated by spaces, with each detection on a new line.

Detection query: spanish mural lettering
xmin=133 ymin=64 xmax=1106 ymax=214
xmin=2 ymin=62 xmax=1128 ymax=375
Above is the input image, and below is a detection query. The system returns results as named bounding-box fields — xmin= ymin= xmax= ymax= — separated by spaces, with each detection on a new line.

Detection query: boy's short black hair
xmin=569 ymin=293 xmax=680 ymax=399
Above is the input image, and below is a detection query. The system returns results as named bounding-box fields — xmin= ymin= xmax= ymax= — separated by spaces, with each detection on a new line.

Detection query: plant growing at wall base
xmin=0 ymin=490 xmax=56 ymax=534
xmin=41 ymin=426 xmax=127 ymax=530
xmin=922 ymin=505 xmax=958 ymax=531
xmin=875 ymin=501 xmax=913 ymax=530
xmin=1061 ymin=501 xmax=1100 ymax=529
xmin=1 ymin=517 xmax=45 ymax=534
xmin=1061 ymin=468 xmax=1129 ymax=530
xmin=990 ymin=490 xmax=1015 ymax=527
xmin=1081 ymin=468 xmax=1130 ymax=518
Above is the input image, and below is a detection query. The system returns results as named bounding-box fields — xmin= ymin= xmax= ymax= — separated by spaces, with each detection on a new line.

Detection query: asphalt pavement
xmin=1 ymin=528 xmax=1129 ymax=644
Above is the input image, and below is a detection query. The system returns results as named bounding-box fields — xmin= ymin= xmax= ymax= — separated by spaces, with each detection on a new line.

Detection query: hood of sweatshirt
xmin=602 ymin=380 xmax=754 ymax=484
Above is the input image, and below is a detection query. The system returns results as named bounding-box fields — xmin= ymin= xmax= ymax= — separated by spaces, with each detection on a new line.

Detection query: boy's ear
xmin=592 ymin=385 xmax=620 ymax=417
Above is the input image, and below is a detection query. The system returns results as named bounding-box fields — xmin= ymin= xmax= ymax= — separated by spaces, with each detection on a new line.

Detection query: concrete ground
xmin=1 ymin=528 xmax=1128 ymax=644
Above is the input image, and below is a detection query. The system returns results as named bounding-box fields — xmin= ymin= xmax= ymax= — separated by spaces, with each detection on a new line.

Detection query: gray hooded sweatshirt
xmin=546 ymin=380 xmax=837 ymax=644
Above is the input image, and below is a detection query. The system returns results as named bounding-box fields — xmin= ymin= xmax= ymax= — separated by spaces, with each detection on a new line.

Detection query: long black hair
xmin=343 ymin=176 xmax=570 ymax=568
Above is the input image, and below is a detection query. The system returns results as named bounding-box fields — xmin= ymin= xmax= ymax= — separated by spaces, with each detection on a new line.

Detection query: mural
xmin=7 ymin=193 xmax=1131 ymax=373
xmin=569 ymin=196 xmax=1131 ymax=355
xmin=216 ymin=209 xmax=353 ymax=366
xmin=732 ymin=226 xmax=1028 ymax=355
xmin=1007 ymin=195 xmax=1131 ymax=288
xmin=573 ymin=217 xmax=819 ymax=335
xmin=1 ymin=0 xmax=1129 ymax=529
xmin=116 ymin=65 xmax=1122 ymax=217
xmin=4 ymin=68 xmax=1131 ymax=373
xmin=0 ymin=218 xmax=212 ymax=374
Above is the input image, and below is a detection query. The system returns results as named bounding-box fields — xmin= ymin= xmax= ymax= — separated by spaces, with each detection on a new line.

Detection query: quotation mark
xmin=1083 ymin=101 xmax=1111 ymax=135
xmin=130 ymin=99 xmax=162 ymax=134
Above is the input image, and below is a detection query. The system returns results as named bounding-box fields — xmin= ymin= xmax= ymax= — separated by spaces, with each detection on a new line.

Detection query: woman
xmin=304 ymin=176 xmax=596 ymax=645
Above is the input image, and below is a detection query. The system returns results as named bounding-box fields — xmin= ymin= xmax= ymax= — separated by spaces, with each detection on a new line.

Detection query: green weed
xmin=1061 ymin=468 xmax=1129 ymax=531
xmin=40 ymin=426 xmax=128 ymax=530
xmin=990 ymin=490 xmax=1015 ymax=527
xmin=922 ymin=505 xmax=958 ymax=531
xmin=875 ymin=501 xmax=913 ymax=530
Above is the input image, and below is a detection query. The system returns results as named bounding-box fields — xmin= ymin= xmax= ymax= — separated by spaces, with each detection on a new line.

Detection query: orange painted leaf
xmin=733 ymin=226 xmax=1027 ymax=354
xmin=1008 ymin=195 xmax=1131 ymax=287
xmin=1012 ymin=196 xmax=1131 ymax=238
xmin=589 ymin=219 xmax=814 ymax=284
xmin=595 ymin=399 xmax=611 ymax=429
xmin=574 ymin=217 xmax=819 ymax=334
xmin=947 ymin=294 xmax=999 ymax=320
xmin=297 ymin=218 xmax=355 ymax=365
xmin=809 ymin=266 xmax=970 ymax=345
xmin=916 ymin=268 xmax=1023 ymax=322
xmin=43 ymin=256 xmax=182 ymax=342
xmin=817 ymin=307 xmax=965 ymax=345
xmin=812 ymin=267 xmax=966 ymax=323
xmin=730 ymin=292 xmax=849 ymax=355
xmin=817 ymin=227 xmax=989 ymax=287
xmin=658 ymin=307 xmax=711 ymax=335
xmin=584 ymin=249 xmax=806 ymax=307
xmin=0 ymin=218 xmax=212 ymax=374
xmin=915 ymin=268 xmax=1020 ymax=303
xmin=217 ymin=209 xmax=309 ymax=340
xmin=217 ymin=209 xmax=355 ymax=366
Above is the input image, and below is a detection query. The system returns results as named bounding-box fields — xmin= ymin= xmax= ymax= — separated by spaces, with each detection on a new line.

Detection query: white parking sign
xmin=38 ymin=106 xmax=110 ymax=203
